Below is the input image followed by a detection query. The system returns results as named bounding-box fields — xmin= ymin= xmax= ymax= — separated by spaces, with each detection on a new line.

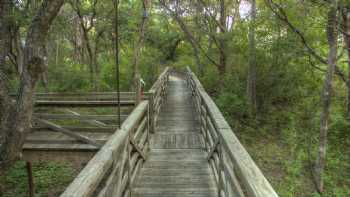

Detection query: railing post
xmin=146 ymin=102 xmax=151 ymax=152
xmin=113 ymin=140 xmax=128 ymax=197
xmin=127 ymin=135 xmax=132 ymax=197
xmin=200 ymin=99 xmax=209 ymax=152
xmin=135 ymin=73 xmax=141 ymax=105
xmin=218 ymin=141 xmax=227 ymax=197
xmin=26 ymin=161 xmax=35 ymax=197
xmin=149 ymin=90 xmax=155 ymax=133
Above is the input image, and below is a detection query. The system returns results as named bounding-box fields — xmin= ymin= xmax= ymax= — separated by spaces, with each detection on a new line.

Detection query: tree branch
xmin=265 ymin=0 xmax=347 ymax=83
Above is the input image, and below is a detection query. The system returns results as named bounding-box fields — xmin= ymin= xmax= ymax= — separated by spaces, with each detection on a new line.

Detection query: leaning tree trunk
xmin=0 ymin=0 xmax=65 ymax=171
xmin=314 ymin=5 xmax=338 ymax=193
xmin=247 ymin=0 xmax=257 ymax=116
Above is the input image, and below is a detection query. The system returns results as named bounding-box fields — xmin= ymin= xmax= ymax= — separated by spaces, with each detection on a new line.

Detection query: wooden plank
xmin=12 ymin=92 xmax=150 ymax=100
xmin=34 ymin=113 xmax=128 ymax=121
xmin=35 ymin=100 xmax=134 ymax=107
xmin=222 ymin=162 xmax=245 ymax=197
xmin=133 ymin=117 xmax=147 ymax=141
xmin=58 ymin=109 xmax=107 ymax=127
xmin=207 ymin=138 xmax=219 ymax=160
xmin=23 ymin=143 xmax=99 ymax=151
xmin=32 ymin=126 xmax=116 ymax=133
xmin=34 ymin=118 xmax=102 ymax=148
xmin=130 ymin=138 xmax=146 ymax=160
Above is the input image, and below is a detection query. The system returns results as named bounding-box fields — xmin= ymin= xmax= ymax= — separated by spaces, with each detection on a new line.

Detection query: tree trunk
xmin=218 ymin=0 xmax=227 ymax=76
xmin=132 ymin=0 xmax=150 ymax=104
xmin=0 ymin=0 xmax=13 ymax=154
xmin=0 ymin=0 xmax=64 ymax=171
xmin=73 ymin=3 xmax=98 ymax=91
xmin=176 ymin=17 xmax=202 ymax=75
xmin=342 ymin=9 xmax=350 ymax=119
xmin=247 ymin=0 xmax=257 ymax=116
xmin=314 ymin=5 xmax=337 ymax=193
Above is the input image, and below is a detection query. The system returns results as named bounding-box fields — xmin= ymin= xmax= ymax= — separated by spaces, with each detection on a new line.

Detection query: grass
xmin=0 ymin=161 xmax=76 ymax=197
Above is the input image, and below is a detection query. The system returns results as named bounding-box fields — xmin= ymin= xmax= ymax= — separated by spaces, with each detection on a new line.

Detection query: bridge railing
xmin=186 ymin=67 xmax=278 ymax=197
xmin=61 ymin=67 xmax=170 ymax=197
xmin=149 ymin=67 xmax=170 ymax=132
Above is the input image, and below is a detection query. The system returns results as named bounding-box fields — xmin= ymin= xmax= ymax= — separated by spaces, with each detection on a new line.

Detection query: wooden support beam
xmin=26 ymin=162 xmax=35 ymax=197
xmin=34 ymin=100 xmax=134 ymax=107
xmin=31 ymin=126 xmax=116 ymax=133
xmin=34 ymin=118 xmax=102 ymax=148
xmin=207 ymin=138 xmax=220 ymax=160
xmin=62 ymin=109 xmax=107 ymax=127
xmin=130 ymin=138 xmax=146 ymax=160
xmin=34 ymin=113 xmax=127 ymax=122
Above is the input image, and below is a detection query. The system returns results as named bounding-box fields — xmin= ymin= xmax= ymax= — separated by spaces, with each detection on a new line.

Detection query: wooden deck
xmin=133 ymin=75 xmax=217 ymax=197
xmin=22 ymin=93 xmax=137 ymax=165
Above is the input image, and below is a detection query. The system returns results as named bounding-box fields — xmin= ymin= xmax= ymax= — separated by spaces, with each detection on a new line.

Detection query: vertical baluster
xmin=149 ymin=91 xmax=155 ymax=133
xmin=216 ymin=140 xmax=223 ymax=197
xmin=115 ymin=141 xmax=128 ymax=197
xmin=219 ymin=142 xmax=228 ymax=197
xmin=146 ymin=103 xmax=150 ymax=154
xmin=202 ymin=103 xmax=209 ymax=152
xmin=127 ymin=135 xmax=132 ymax=197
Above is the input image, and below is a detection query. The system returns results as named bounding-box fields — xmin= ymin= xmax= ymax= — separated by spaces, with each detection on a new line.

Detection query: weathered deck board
xmin=133 ymin=75 xmax=217 ymax=197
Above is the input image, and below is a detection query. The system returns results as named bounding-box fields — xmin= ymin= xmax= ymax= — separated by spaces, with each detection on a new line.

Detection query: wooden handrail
xmin=11 ymin=92 xmax=150 ymax=103
xmin=149 ymin=67 xmax=170 ymax=92
xmin=61 ymin=101 xmax=149 ymax=197
xmin=61 ymin=67 xmax=171 ymax=197
xmin=148 ymin=67 xmax=170 ymax=132
xmin=186 ymin=67 xmax=278 ymax=197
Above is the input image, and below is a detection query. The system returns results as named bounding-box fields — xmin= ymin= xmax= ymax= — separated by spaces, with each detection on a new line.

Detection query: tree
xmin=218 ymin=0 xmax=228 ymax=75
xmin=247 ymin=0 xmax=257 ymax=116
xmin=159 ymin=0 xmax=204 ymax=75
xmin=315 ymin=3 xmax=338 ymax=193
xmin=0 ymin=0 xmax=65 ymax=171
xmin=132 ymin=0 xmax=151 ymax=103
xmin=340 ymin=6 xmax=350 ymax=119
xmin=71 ymin=0 xmax=106 ymax=91
xmin=265 ymin=0 xmax=343 ymax=193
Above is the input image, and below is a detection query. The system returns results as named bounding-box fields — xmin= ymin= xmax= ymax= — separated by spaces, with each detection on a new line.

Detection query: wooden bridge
xmin=26 ymin=67 xmax=278 ymax=197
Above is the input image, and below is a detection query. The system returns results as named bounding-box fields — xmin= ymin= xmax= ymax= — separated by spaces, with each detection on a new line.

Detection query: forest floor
xmin=0 ymin=161 xmax=78 ymax=197
xmin=235 ymin=124 xmax=350 ymax=197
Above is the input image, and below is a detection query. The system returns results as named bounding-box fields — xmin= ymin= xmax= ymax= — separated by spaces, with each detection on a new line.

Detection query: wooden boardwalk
xmin=61 ymin=67 xmax=278 ymax=197
xmin=133 ymin=75 xmax=217 ymax=197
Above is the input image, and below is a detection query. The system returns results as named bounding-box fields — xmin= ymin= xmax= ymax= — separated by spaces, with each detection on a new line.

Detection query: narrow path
xmin=133 ymin=74 xmax=217 ymax=197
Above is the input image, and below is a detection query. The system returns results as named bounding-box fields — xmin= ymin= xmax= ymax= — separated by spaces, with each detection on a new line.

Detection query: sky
xmin=240 ymin=0 xmax=252 ymax=18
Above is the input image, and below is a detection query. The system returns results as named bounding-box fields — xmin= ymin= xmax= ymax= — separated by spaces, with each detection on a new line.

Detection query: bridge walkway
xmin=133 ymin=74 xmax=217 ymax=197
